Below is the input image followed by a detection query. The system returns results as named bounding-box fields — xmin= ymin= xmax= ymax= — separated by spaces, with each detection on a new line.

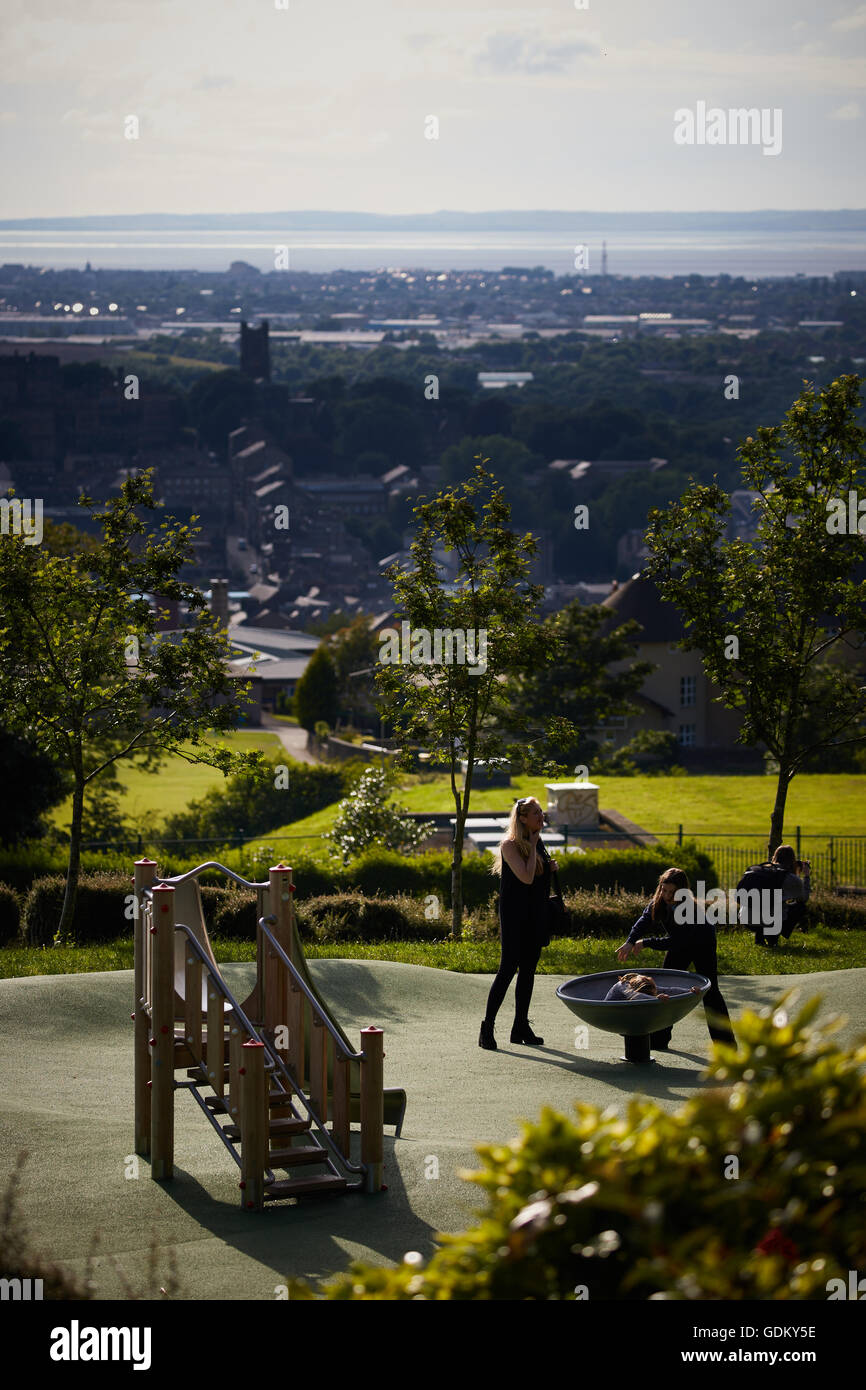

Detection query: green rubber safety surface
xmin=1 ymin=962 xmax=863 ymax=1301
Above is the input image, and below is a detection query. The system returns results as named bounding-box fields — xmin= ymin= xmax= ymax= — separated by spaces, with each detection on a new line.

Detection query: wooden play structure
xmin=132 ymin=859 xmax=406 ymax=1209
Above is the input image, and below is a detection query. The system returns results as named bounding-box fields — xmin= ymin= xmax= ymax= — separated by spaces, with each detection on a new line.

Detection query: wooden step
xmin=223 ymin=1116 xmax=311 ymax=1141
xmin=265 ymin=1145 xmax=331 ymax=1167
xmin=204 ymin=1090 xmax=294 ymax=1114
xmin=263 ymin=1173 xmax=347 ymax=1201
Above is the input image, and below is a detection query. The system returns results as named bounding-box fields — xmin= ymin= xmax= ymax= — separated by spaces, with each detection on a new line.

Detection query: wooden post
xmin=267 ymin=863 xmax=293 ymax=1044
xmin=267 ymin=864 xmax=294 ymax=1123
xmin=133 ymin=859 xmax=157 ymax=1156
xmin=150 ymin=883 xmax=176 ymax=1181
xmin=240 ymin=1040 xmax=267 ymax=1211
xmin=309 ymin=1017 xmax=328 ymax=1123
xmin=228 ymin=1018 xmax=244 ymax=1125
xmin=360 ymin=1026 xmax=384 ymax=1193
xmin=207 ymin=976 xmax=225 ymax=1102
xmin=184 ymin=952 xmax=202 ymax=1066
xmin=332 ymin=1050 xmax=350 ymax=1156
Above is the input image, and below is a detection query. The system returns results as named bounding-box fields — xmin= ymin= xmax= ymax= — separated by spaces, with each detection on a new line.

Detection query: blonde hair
xmin=490 ymin=798 xmax=539 ymax=876
xmin=618 ymin=973 xmax=658 ymax=997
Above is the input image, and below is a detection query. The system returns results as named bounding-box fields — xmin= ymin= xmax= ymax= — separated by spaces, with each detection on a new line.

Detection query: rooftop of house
xmin=601 ymin=570 xmax=685 ymax=644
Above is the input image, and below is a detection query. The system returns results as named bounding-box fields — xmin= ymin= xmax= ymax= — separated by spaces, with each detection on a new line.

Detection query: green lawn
xmin=49 ymin=730 xmax=282 ymax=834
xmin=1 ymin=925 xmax=861 ymax=979
xmin=375 ymin=772 xmax=866 ymax=836
xmin=248 ymin=772 xmax=866 ymax=864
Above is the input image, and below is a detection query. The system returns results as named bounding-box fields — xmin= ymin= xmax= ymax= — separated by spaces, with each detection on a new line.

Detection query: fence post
xmin=830 ymin=837 xmax=835 ymax=888
xmin=150 ymin=883 xmax=176 ymax=1181
xmin=677 ymin=824 xmax=683 ymax=847
xmin=796 ymin=825 xmax=801 ymax=861
xmin=360 ymin=1026 xmax=384 ymax=1193
xmin=133 ymin=858 xmax=157 ymax=1156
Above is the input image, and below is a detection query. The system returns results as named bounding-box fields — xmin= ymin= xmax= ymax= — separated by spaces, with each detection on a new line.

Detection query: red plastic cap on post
xmin=360 ymin=1026 xmax=384 ymax=1036
xmin=242 ymin=1040 xmax=265 ymax=1049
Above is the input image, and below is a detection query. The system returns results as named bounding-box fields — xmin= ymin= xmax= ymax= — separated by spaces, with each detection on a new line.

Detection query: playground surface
xmin=1 ymin=960 xmax=864 ymax=1301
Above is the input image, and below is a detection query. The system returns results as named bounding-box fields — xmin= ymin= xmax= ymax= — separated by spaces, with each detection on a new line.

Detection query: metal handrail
xmin=175 ymin=923 xmax=272 ymax=1048
xmin=258 ymin=916 xmax=364 ymax=1062
xmin=177 ymin=921 xmax=365 ymax=1177
xmin=161 ymin=861 xmax=270 ymax=891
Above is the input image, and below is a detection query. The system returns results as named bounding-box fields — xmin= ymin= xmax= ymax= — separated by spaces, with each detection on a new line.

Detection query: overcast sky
xmin=1 ymin=0 xmax=864 ymax=218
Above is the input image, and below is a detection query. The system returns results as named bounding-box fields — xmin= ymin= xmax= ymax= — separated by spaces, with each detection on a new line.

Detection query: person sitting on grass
xmin=604 ymin=972 xmax=700 ymax=1002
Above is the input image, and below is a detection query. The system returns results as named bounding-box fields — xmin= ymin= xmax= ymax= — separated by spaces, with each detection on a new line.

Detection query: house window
xmin=680 ymin=675 xmax=697 ymax=707
xmin=677 ymin=723 xmax=696 ymax=748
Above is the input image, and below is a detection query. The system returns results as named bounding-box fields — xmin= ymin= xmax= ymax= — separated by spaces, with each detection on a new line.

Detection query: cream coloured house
xmin=600 ymin=572 xmax=745 ymax=757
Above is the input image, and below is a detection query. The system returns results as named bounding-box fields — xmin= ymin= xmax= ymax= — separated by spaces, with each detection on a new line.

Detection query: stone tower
xmin=240 ymin=320 xmax=271 ymax=382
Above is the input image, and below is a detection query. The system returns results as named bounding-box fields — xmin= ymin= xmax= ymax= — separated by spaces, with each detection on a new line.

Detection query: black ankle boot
xmin=510 ymin=1020 xmax=544 ymax=1045
xmin=479 ymin=1019 xmax=497 ymax=1051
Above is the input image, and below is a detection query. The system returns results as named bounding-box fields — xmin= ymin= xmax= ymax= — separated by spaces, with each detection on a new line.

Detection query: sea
xmin=1 ymin=228 xmax=864 ymax=277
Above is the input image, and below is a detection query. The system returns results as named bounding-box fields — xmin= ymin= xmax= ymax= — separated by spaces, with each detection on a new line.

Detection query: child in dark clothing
xmin=615 ymin=867 xmax=737 ymax=1051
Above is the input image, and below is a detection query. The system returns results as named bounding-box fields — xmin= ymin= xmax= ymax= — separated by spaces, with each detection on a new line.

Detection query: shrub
xmin=209 ymin=890 xmax=258 ymax=941
xmin=0 ymin=883 xmax=22 ymax=945
xmin=288 ymin=994 xmax=866 ymax=1300
xmin=23 ymin=872 xmax=131 ymax=945
xmin=161 ymin=757 xmax=353 ymax=843
xmin=298 ymin=893 xmax=445 ymax=944
xmin=324 ymin=768 xmax=434 ymax=866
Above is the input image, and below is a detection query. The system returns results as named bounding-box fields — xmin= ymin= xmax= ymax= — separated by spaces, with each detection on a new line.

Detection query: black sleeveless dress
xmin=499 ymin=837 xmax=551 ymax=937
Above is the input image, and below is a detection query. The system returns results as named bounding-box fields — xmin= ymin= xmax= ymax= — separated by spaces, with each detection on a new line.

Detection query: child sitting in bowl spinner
xmin=604 ymin=972 xmax=701 ymax=1002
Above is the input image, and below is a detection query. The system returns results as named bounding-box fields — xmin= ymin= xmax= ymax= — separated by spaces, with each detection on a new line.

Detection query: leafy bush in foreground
xmin=288 ymin=994 xmax=866 ymax=1300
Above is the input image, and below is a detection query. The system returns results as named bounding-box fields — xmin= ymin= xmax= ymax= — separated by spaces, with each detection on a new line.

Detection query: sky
xmin=1 ymin=0 xmax=864 ymax=218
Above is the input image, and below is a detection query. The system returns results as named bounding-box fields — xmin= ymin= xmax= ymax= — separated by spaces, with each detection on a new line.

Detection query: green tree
xmin=376 ymin=464 xmax=578 ymax=937
xmin=0 ymin=472 xmax=262 ymax=935
xmin=0 ymin=729 xmax=70 ymax=845
xmin=293 ymin=644 xmax=339 ymax=731
xmin=645 ymin=375 xmax=866 ymax=855
xmin=327 ymin=615 xmax=381 ymax=725
xmin=510 ymin=601 xmax=656 ymax=769
xmin=324 ymin=767 xmax=434 ymax=866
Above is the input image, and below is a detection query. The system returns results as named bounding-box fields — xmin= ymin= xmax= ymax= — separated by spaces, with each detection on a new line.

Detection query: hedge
xmin=22 ymin=874 xmax=260 ymax=947
xmin=0 ymin=884 xmax=22 ymax=946
xmin=0 ymin=839 xmax=715 ymax=900
xmin=18 ymin=872 xmax=866 ymax=947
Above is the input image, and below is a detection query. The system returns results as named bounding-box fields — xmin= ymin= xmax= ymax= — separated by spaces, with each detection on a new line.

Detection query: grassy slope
xmin=49 ymin=730 xmax=282 ymax=833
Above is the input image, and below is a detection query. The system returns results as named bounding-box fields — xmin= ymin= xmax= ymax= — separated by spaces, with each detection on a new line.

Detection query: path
xmin=259 ymin=713 xmax=320 ymax=765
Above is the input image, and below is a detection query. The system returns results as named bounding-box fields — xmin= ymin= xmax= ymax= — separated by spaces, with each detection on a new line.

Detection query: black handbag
xmin=542 ymin=866 xmax=570 ymax=946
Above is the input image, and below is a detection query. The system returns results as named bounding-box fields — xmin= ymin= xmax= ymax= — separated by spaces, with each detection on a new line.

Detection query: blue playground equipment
xmin=556 ymin=968 xmax=710 ymax=1063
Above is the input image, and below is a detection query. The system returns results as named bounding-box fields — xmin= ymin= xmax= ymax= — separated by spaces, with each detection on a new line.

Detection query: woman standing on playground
xmin=480 ymin=797 xmax=554 ymax=1050
xmin=616 ymin=867 xmax=737 ymax=1051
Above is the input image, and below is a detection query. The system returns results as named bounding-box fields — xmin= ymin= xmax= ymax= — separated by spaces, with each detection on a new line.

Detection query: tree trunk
xmin=768 ymin=765 xmax=791 ymax=859
xmin=58 ymin=774 xmax=85 ymax=941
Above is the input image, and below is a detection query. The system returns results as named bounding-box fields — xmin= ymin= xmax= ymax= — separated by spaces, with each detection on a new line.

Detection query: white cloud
xmin=832 ymin=4 xmax=866 ymax=31
xmin=474 ymin=31 xmax=601 ymax=76
xmin=829 ymin=100 xmax=862 ymax=120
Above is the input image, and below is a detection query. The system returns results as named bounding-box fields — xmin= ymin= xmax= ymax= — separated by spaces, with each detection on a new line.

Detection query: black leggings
xmin=650 ymin=944 xmax=737 ymax=1050
xmin=484 ymin=917 xmax=541 ymax=1027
